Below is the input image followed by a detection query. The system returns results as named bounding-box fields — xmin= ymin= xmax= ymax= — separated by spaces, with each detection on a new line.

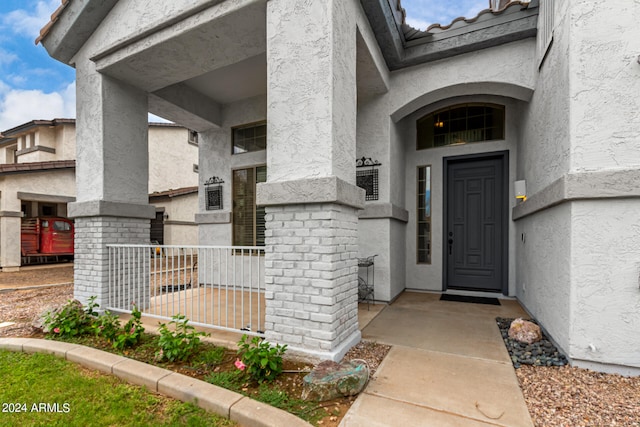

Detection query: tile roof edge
xmin=425 ymin=1 xmax=531 ymax=32
xmin=35 ymin=0 xmax=70 ymax=45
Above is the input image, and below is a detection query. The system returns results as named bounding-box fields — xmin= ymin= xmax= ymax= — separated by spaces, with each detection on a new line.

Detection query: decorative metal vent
xmin=356 ymin=157 xmax=381 ymax=201
xmin=205 ymin=176 xmax=224 ymax=210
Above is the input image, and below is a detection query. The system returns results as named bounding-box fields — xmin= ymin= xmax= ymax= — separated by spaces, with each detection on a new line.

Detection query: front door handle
xmin=448 ymin=238 xmax=453 ymax=255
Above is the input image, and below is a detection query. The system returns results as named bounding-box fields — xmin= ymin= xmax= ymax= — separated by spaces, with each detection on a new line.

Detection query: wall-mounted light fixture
xmin=515 ymin=180 xmax=527 ymax=202
xmin=163 ymin=213 xmax=169 ymax=220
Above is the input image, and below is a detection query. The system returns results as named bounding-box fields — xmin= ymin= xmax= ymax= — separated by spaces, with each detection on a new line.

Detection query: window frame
xmin=417 ymin=165 xmax=432 ymax=265
xmin=231 ymin=164 xmax=267 ymax=247
xmin=416 ymin=103 xmax=505 ymax=150
xmin=231 ymin=121 xmax=267 ymax=155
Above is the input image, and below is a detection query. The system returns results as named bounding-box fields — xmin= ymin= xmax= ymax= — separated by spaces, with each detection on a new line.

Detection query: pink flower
xmin=130 ymin=327 xmax=135 ymax=334
xmin=53 ymin=327 xmax=60 ymax=333
xmin=234 ymin=359 xmax=246 ymax=371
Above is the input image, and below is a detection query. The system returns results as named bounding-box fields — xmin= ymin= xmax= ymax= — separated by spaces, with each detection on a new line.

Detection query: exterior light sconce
xmin=515 ymin=180 xmax=527 ymax=202
xmin=205 ymin=176 xmax=224 ymax=210
xmin=163 ymin=213 xmax=169 ymax=220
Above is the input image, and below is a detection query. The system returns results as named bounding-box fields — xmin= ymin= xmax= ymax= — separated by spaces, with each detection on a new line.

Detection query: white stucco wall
xmin=569 ymin=200 xmax=640 ymax=369
xmin=148 ymin=125 xmax=198 ymax=193
xmin=568 ymin=1 xmax=640 ymax=173
xmin=198 ymin=95 xmax=266 ymax=246
xmin=515 ymin=203 xmax=572 ymax=355
xmin=153 ymin=193 xmax=198 ymax=246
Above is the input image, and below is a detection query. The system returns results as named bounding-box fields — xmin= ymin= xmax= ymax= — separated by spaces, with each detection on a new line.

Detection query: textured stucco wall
xmin=401 ymin=96 xmax=520 ymax=295
xmin=389 ymin=39 xmax=537 ymax=123
xmin=197 ymin=95 xmax=266 ymax=246
xmin=153 ymin=193 xmax=198 ymax=246
xmin=266 ymin=0 xmax=357 ymax=184
xmin=570 ymin=200 xmax=640 ymax=369
xmin=516 ymin=203 xmax=572 ymax=354
xmin=568 ymin=1 xmax=640 ymax=173
xmin=148 ymin=126 xmax=198 ymax=193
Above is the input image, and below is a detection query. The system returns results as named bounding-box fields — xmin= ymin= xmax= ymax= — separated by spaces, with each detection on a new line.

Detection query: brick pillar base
xmin=263 ymin=203 xmax=361 ymax=361
xmin=74 ymin=216 xmax=150 ymax=311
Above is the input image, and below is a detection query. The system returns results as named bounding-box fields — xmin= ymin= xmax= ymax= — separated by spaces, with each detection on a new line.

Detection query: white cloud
xmin=0 ymin=48 xmax=18 ymax=67
xmin=402 ymin=0 xmax=489 ymax=27
xmin=0 ymin=81 xmax=75 ymax=131
xmin=2 ymin=0 xmax=60 ymax=39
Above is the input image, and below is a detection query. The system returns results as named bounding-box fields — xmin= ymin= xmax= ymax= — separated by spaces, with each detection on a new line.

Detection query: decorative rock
xmin=302 ymin=360 xmax=369 ymax=402
xmin=508 ymin=318 xmax=542 ymax=344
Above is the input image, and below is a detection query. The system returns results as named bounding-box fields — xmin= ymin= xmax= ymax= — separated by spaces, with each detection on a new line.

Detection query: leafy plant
xmin=236 ymin=334 xmax=287 ymax=383
xmin=44 ymin=296 xmax=99 ymax=338
xmin=113 ymin=304 xmax=145 ymax=350
xmin=90 ymin=310 xmax=121 ymax=341
xmin=205 ymin=370 xmax=245 ymax=393
xmin=156 ymin=314 xmax=208 ymax=362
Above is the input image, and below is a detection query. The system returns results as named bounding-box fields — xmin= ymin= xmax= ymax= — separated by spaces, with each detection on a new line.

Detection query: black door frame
xmin=442 ymin=150 xmax=509 ymax=294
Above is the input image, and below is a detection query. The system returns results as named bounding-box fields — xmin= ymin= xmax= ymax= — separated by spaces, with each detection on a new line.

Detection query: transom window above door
xmin=417 ymin=103 xmax=505 ymax=150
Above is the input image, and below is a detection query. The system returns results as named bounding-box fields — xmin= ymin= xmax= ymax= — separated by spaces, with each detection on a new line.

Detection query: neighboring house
xmin=37 ymin=0 xmax=640 ymax=373
xmin=0 ymin=119 xmax=198 ymax=270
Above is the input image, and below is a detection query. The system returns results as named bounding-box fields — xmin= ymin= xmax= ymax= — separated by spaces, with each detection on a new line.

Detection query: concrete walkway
xmin=341 ymin=292 xmax=534 ymax=427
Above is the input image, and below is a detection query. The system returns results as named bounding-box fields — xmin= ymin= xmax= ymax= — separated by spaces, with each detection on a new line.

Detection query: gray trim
xmin=358 ymin=202 xmax=409 ymax=222
xmin=68 ymin=200 xmax=156 ymax=219
xmin=17 ymin=192 xmax=75 ymax=203
xmin=164 ymin=220 xmax=197 ymax=226
xmin=195 ymin=211 xmax=231 ymax=224
xmin=0 ymin=211 xmax=23 ymax=218
xmin=256 ymin=177 xmax=366 ymax=210
xmin=512 ymin=169 xmax=640 ymax=220
xmin=16 ymin=145 xmax=56 ymax=156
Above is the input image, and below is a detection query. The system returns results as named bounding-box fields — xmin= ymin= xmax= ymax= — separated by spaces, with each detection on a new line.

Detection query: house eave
xmin=38 ymin=0 xmax=118 ymax=65
xmin=360 ymin=0 xmax=539 ymax=71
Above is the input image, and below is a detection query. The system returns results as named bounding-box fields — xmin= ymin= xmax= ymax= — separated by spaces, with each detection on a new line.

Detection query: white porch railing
xmin=107 ymin=244 xmax=265 ymax=336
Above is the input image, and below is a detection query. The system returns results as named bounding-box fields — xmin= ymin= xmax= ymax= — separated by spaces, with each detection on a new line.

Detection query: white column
xmin=259 ymin=0 xmax=364 ymax=361
xmin=69 ymin=59 xmax=154 ymax=309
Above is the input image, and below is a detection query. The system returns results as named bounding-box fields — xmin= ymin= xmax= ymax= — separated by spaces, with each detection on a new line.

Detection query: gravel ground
xmin=1 ymin=283 xmax=639 ymax=426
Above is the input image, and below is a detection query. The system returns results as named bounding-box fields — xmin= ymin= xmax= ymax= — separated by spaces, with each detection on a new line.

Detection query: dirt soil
xmin=1 ymin=268 xmax=639 ymax=427
xmin=0 ymin=264 xmax=73 ymax=288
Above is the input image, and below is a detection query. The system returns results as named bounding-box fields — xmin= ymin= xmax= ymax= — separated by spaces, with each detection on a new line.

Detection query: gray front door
xmin=444 ymin=153 xmax=507 ymax=292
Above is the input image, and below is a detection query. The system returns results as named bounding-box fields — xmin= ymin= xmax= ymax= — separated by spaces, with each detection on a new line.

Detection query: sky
xmin=0 ymin=0 xmax=489 ymax=133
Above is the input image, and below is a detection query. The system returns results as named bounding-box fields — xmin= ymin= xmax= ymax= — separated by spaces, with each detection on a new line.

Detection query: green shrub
xmin=236 ymin=335 xmax=287 ymax=383
xmin=90 ymin=310 xmax=121 ymax=341
xmin=113 ymin=304 xmax=145 ymax=350
xmin=44 ymin=296 xmax=99 ymax=337
xmin=156 ymin=314 xmax=208 ymax=362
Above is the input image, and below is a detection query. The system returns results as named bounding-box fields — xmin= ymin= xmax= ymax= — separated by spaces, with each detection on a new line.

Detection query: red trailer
xmin=21 ymin=217 xmax=74 ymax=264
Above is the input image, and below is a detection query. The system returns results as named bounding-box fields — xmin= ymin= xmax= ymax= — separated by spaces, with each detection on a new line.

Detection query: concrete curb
xmin=0 ymin=338 xmax=312 ymax=427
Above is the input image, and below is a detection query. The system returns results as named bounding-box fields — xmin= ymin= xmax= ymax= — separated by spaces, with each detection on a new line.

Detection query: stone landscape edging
xmin=0 ymin=337 xmax=312 ymax=427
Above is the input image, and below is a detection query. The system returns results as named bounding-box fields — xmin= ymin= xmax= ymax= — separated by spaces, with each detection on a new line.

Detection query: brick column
xmin=263 ymin=203 xmax=360 ymax=356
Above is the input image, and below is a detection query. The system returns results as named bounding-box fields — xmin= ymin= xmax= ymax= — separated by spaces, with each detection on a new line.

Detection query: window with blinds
xmin=232 ymin=165 xmax=266 ymax=246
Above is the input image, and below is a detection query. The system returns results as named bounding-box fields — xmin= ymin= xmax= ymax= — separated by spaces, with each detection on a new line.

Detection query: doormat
xmin=440 ymin=294 xmax=501 ymax=305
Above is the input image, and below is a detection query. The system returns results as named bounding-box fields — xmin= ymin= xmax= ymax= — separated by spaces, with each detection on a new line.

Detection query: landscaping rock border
xmin=496 ymin=317 xmax=568 ymax=369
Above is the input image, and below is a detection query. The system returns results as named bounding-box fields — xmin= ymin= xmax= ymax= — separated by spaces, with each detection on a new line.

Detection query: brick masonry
xmin=263 ymin=203 xmax=360 ymax=356
xmin=74 ymin=216 xmax=150 ymax=311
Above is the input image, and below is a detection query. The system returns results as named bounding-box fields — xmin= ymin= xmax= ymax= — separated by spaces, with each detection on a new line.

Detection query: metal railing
xmin=107 ymin=244 xmax=265 ymax=336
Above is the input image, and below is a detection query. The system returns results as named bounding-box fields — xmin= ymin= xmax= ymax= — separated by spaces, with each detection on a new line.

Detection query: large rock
xmin=508 ymin=318 xmax=542 ymax=344
xmin=302 ymin=360 xmax=369 ymax=402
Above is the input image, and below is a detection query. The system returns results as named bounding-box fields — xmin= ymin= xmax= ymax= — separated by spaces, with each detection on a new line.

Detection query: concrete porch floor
xmin=341 ymin=291 xmax=534 ymax=427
